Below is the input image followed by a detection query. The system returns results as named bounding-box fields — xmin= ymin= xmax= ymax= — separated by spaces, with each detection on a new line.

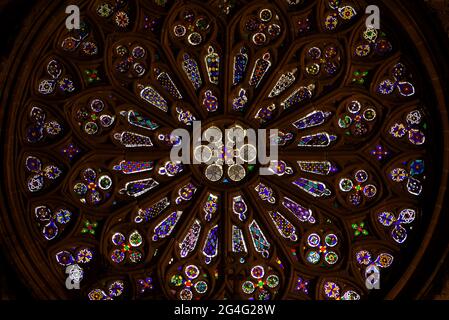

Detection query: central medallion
xmin=192 ymin=122 xmax=259 ymax=185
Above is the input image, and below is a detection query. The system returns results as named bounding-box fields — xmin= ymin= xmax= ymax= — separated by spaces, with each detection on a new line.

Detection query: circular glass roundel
xmin=0 ymin=0 xmax=448 ymax=300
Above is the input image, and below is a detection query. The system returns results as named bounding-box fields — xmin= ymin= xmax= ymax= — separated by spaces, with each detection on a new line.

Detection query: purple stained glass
xmin=282 ymin=197 xmax=315 ymax=223
xmin=202 ymin=225 xmax=219 ymax=264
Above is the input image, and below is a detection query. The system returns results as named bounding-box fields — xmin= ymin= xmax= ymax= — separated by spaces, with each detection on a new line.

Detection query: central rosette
xmin=192 ymin=123 xmax=258 ymax=184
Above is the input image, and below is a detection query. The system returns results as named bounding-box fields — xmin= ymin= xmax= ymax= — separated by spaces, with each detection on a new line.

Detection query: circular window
xmin=0 ymin=0 xmax=448 ymax=300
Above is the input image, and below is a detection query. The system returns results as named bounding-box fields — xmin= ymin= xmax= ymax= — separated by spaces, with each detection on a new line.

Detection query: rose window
xmin=0 ymin=0 xmax=448 ymax=301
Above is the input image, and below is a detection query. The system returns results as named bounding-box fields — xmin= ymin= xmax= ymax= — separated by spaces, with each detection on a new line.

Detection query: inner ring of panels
xmin=2 ymin=0 xmax=439 ymax=300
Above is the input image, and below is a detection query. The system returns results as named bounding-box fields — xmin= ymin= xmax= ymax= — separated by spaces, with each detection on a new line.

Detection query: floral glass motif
xmin=241 ymin=265 xmax=280 ymax=300
xmin=110 ymin=230 xmax=144 ymax=264
xmin=26 ymin=105 xmax=63 ymax=143
xmin=175 ymin=183 xmax=197 ymax=204
xmin=323 ymin=0 xmax=358 ymax=31
xmin=76 ymin=98 xmax=115 ymax=135
xmin=96 ymin=1 xmax=131 ymax=28
xmin=370 ymin=145 xmax=390 ymax=161
xmin=232 ymin=89 xmax=249 ymax=112
xmin=389 ymin=160 xmax=425 ymax=196
xmin=81 ymin=220 xmax=98 ymax=236
xmin=389 ymin=110 xmax=426 ymax=145
xmin=176 ymin=106 xmax=197 ymax=126
xmin=169 ymin=264 xmax=209 ymax=300
xmin=158 ymin=161 xmax=184 ymax=177
xmin=203 ymin=193 xmax=219 ymax=221
xmin=378 ymin=208 xmax=416 ymax=244
xmin=114 ymin=43 xmax=147 ymax=78
xmin=354 ymin=27 xmax=393 ymax=58
xmin=304 ymin=45 xmax=341 ymax=77
xmin=377 ymin=62 xmax=416 ymax=97
xmin=294 ymin=276 xmax=310 ymax=295
xmin=88 ymin=280 xmax=126 ymax=300
xmin=73 ymin=168 xmax=112 ymax=205
xmin=203 ymin=90 xmax=219 ymax=112
xmin=137 ymin=276 xmax=154 ymax=294
xmin=56 ymin=247 xmax=94 ymax=267
xmin=172 ymin=8 xmax=212 ymax=46
xmin=304 ymin=232 xmax=339 ymax=266
xmin=356 ymin=249 xmax=393 ymax=286
xmin=244 ymin=8 xmax=282 ymax=46
xmin=267 ymin=160 xmax=294 ymax=176
xmin=61 ymin=143 xmax=81 ymax=161
xmin=232 ymin=195 xmax=248 ymax=221
xmin=34 ymin=205 xmax=73 ymax=240
xmin=26 ymin=156 xmax=62 ymax=193
xmin=322 ymin=281 xmax=360 ymax=300
xmin=61 ymin=21 xmax=99 ymax=56
xmin=339 ymin=170 xmax=377 ymax=206
xmin=38 ymin=59 xmax=75 ymax=95
xmin=255 ymin=183 xmax=276 ymax=204
xmin=338 ymin=100 xmax=377 ymax=136
xmin=352 ymin=222 xmax=369 ymax=237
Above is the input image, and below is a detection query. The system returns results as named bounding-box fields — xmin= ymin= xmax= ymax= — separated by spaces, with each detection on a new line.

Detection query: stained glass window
xmin=0 ymin=0 xmax=448 ymax=301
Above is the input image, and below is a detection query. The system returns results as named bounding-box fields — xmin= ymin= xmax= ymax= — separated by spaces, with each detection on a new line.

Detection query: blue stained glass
xmin=202 ymin=225 xmax=219 ymax=264
xmin=233 ymin=47 xmax=248 ymax=85
xmin=205 ymin=46 xmax=220 ymax=85
xmin=182 ymin=53 xmax=202 ymax=90
xmin=293 ymin=178 xmax=332 ymax=198
xmin=139 ymin=86 xmax=168 ymax=112
xmin=153 ymin=211 xmax=183 ymax=241
xmin=268 ymin=211 xmax=298 ymax=241
xmin=293 ymin=111 xmax=332 ymax=130
xmin=179 ymin=219 xmax=202 ymax=258
xmin=282 ymin=197 xmax=315 ymax=223
xmin=119 ymin=178 xmax=159 ymax=197
xmin=135 ymin=197 xmax=170 ymax=223
xmin=298 ymin=133 xmax=337 ymax=147
xmin=232 ymin=225 xmax=247 ymax=254
xmin=281 ymin=85 xmax=315 ymax=109
xmin=122 ymin=110 xmax=159 ymax=130
xmin=249 ymin=220 xmax=270 ymax=258
xmin=113 ymin=160 xmax=154 ymax=174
